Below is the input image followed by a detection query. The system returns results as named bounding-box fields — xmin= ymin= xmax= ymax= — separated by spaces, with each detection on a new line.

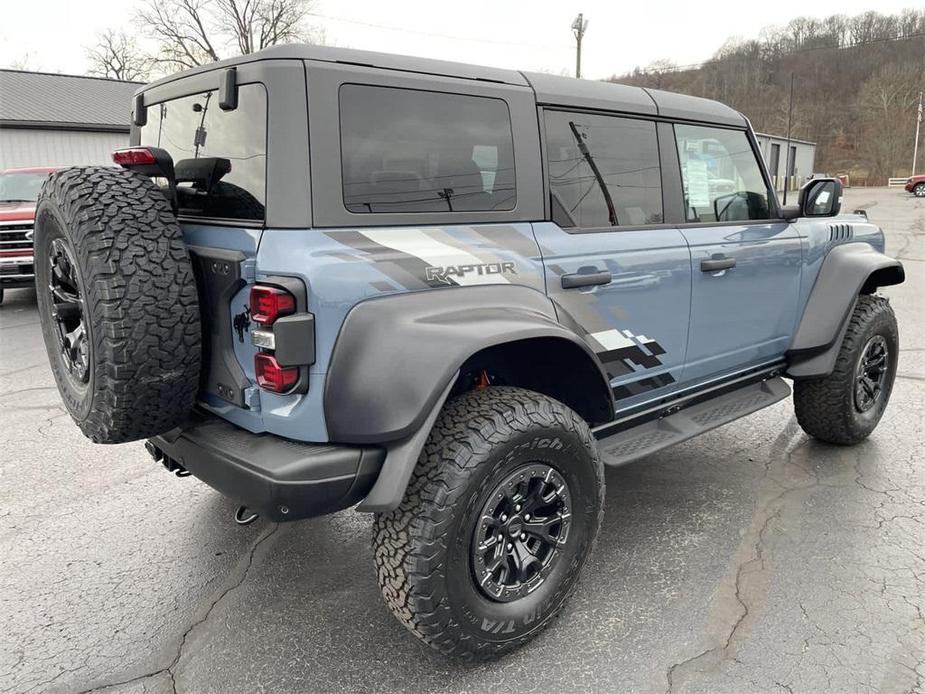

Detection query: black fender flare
xmin=787 ymin=243 xmax=904 ymax=378
xmin=322 ymin=284 xmax=613 ymax=512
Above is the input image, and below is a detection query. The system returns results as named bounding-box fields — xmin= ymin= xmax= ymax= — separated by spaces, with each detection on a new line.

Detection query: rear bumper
xmin=149 ymin=411 xmax=385 ymax=522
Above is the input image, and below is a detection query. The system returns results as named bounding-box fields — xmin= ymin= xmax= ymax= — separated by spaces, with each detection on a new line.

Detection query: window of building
xmin=339 ymin=85 xmax=516 ymax=214
xmin=544 ymin=110 xmax=663 ymax=229
xmin=674 ymin=124 xmax=771 ymax=223
xmin=769 ymin=143 xmax=780 ymax=178
xmin=140 ymin=84 xmax=268 ymax=221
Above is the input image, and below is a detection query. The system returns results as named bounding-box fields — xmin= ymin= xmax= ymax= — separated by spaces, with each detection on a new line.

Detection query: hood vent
xmin=829 ymin=224 xmax=853 ymax=242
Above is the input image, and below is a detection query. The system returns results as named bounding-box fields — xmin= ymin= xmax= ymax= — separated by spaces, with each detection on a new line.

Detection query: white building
xmin=0 ymin=70 xmax=140 ymax=169
xmin=753 ymin=132 xmax=817 ymax=193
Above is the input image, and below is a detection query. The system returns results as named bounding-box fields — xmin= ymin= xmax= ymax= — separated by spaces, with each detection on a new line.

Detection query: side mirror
xmin=797 ymin=177 xmax=842 ymax=218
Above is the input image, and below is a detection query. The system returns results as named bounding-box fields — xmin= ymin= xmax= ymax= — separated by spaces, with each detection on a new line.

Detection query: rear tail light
xmin=254 ymin=354 xmax=299 ymax=393
xmin=250 ymin=285 xmax=296 ymax=325
xmin=112 ymin=147 xmax=157 ymax=166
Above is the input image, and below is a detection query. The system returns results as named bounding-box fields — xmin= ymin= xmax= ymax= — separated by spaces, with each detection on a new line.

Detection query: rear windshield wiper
xmin=568 ymin=121 xmax=618 ymax=227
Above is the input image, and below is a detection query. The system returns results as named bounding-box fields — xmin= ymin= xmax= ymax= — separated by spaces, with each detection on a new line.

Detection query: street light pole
xmin=913 ymin=91 xmax=923 ymax=176
xmin=572 ymin=14 xmax=588 ymax=79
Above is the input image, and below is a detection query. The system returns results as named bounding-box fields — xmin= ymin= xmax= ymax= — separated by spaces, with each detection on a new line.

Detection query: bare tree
xmin=137 ymin=0 xmax=221 ymax=70
xmin=216 ymin=0 xmax=311 ymax=54
xmin=137 ymin=0 xmax=318 ymax=71
xmin=86 ymin=30 xmax=152 ymax=81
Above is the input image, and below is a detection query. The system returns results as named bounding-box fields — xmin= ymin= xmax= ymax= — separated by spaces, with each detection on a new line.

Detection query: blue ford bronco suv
xmin=34 ymin=45 xmax=904 ymax=658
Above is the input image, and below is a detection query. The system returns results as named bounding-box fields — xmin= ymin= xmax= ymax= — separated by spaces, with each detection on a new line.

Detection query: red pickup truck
xmin=905 ymin=175 xmax=925 ymax=197
xmin=0 ymin=167 xmax=57 ymax=304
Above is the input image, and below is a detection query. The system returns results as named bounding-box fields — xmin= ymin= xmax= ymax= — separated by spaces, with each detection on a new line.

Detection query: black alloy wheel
xmin=472 ymin=463 xmax=572 ymax=603
xmin=46 ymin=237 xmax=90 ymax=387
xmin=854 ymin=335 xmax=889 ymax=413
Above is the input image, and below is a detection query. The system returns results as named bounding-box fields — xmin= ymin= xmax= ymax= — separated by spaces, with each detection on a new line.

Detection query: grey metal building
xmin=754 ymin=132 xmax=817 ymax=192
xmin=0 ymin=70 xmax=139 ymax=169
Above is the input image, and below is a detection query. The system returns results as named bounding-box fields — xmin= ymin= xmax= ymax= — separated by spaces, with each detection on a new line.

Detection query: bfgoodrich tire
xmin=793 ymin=295 xmax=898 ymax=445
xmin=373 ymin=386 xmax=604 ymax=659
xmin=34 ymin=166 xmax=201 ymax=443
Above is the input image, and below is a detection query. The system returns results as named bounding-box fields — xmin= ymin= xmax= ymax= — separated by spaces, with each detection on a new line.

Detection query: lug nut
xmin=520 ymin=533 xmax=526 ymax=541
xmin=507 ymin=543 xmax=513 ymax=550
xmin=524 ymin=514 xmax=530 ymax=521
xmin=515 ymin=504 xmax=521 ymax=512
xmin=500 ymin=514 xmax=507 ymax=522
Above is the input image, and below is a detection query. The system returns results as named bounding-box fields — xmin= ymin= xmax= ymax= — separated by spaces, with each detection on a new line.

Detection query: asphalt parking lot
xmin=1 ymin=187 xmax=923 ymax=694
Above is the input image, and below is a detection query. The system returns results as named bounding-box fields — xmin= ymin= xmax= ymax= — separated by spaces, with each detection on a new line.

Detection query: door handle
xmin=561 ymin=270 xmax=613 ymax=289
xmin=700 ymin=256 xmax=736 ymax=272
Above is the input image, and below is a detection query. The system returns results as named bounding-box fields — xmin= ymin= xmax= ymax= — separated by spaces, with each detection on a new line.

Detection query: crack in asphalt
xmin=0 ymin=320 xmax=41 ymax=330
xmin=0 ymin=362 xmax=47 ymax=378
xmin=897 ymin=373 xmax=925 ymax=383
xmin=73 ymin=523 xmax=279 ymax=694
xmin=0 ymin=386 xmax=58 ymax=401
xmin=664 ymin=427 xmax=815 ymax=693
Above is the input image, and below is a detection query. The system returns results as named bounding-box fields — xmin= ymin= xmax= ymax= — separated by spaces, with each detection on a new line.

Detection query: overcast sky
xmin=0 ymin=0 xmax=919 ymax=80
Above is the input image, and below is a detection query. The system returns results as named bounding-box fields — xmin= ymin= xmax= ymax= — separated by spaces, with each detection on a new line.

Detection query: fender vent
xmin=829 ymin=224 xmax=854 ymax=242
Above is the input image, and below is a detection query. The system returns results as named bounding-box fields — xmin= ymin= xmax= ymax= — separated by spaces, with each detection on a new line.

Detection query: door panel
xmin=533 ymin=223 xmax=692 ymax=410
xmin=672 ymin=123 xmax=803 ymax=384
xmin=681 ymin=223 xmax=802 ymax=383
xmin=539 ymin=109 xmax=692 ymax=411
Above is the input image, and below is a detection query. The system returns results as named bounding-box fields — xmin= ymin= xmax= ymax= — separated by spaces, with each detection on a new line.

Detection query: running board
xmin=596 ymin=376 xmax=790 ymax=467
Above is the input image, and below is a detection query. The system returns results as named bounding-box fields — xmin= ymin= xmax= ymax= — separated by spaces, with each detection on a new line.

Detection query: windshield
xmin=0 ymin=172 xmax=49 ymax=203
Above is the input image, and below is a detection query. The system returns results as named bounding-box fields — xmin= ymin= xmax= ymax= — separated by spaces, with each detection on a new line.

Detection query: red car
xmin=905 ymin=174 xmax=925 ymax=197
xmin=0 ymin=167 xmax=57 ymax=304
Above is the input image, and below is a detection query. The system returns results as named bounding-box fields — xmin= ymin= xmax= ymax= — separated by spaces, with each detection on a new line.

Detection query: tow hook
xmin=234 ymin=506 xmax=259 ymax=526
xmin=144 ymin=441 xmax=191 ymax=477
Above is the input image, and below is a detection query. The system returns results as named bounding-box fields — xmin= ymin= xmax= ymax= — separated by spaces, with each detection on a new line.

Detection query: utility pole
xmin=572 ymin=14 xmax=588 ymax=79
xmin=913 ymin=91 xmax=923 ymax=176
xmin=782 ymin=73 xmax=795 ymax=205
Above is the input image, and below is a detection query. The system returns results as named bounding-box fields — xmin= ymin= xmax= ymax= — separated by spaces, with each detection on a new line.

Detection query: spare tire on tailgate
xmin=34 ymin=166 xmax=201 ymax=443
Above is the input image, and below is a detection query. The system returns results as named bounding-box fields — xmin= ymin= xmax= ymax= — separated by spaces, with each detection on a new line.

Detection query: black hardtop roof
xmin=140 ymin=44 xmax=746 ymax=127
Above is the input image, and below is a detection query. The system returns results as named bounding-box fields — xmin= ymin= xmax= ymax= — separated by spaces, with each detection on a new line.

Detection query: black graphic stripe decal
xmin=326 ymin=230 xmax=458 ymax=289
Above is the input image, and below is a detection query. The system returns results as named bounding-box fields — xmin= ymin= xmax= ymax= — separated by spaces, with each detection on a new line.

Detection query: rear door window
xmin=674 ymin=124 xmax=772 ymax=223
xmin=339 ymin=84 xmax=516 ymax=214
xmin=544 ymin=110 xmax=663 ymax=229
xmin=140 ymin=84 xmax=267 ymax=221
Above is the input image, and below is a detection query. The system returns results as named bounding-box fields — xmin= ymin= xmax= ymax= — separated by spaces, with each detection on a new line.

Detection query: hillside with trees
xmin=613 ymin=9 xmax=925 ymax=182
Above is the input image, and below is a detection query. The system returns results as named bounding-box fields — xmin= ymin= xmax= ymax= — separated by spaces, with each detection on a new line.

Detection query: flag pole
xmin=913 ymin=91 xmax=923 ymax=176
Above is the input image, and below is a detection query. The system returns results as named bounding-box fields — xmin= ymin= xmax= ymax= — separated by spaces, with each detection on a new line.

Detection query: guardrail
xmin=888 ymin=177 xmax=909 ymax=188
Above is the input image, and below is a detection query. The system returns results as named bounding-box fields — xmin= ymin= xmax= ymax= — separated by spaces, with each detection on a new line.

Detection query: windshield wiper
xmin=568 ymin=121 xmax=618 ymax=227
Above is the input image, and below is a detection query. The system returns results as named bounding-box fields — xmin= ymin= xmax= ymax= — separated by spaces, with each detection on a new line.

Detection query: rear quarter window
xmin=338 ymin=84 xmax=516 ymax=214
xmin=140 ymin=83 xmax=268 ymax=222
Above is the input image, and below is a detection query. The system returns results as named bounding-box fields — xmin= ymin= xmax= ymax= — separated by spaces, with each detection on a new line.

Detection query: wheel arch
xmin=787 ymin=242 xmax=904 ymax=379
xmin=451 ymin=336 xmax=614 ymax=426
xmin=324 ymin=284 xmax=614 ymax=445
xmin=321 ymin=285 xmax=615 ymax=512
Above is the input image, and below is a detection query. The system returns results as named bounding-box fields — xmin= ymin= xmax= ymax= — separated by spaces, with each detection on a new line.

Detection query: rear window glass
xmin=339 ymin=84 xmax=516 ymax=214
xmin=140 ymin=84 xmax=267 ymax=221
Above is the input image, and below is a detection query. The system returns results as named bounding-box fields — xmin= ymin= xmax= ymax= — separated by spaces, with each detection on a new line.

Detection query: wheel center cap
xmin=506 ymin=517 xmax=523 ymax=537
